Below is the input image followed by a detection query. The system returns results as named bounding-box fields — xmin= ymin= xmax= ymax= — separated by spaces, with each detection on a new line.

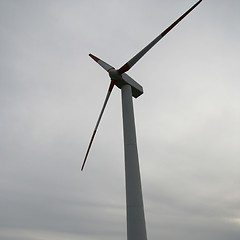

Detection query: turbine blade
xmin=118 ymin=0 xmax=202 ymax=74
xmin=81 ymin=80 xmax=115 ymax=171
xmin=89 ymin=53 xmax=115 ymax=72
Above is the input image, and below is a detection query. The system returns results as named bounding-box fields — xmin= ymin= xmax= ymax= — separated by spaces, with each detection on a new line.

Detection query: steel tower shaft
xmin=121 ymin=84 xmax=147 ymax=240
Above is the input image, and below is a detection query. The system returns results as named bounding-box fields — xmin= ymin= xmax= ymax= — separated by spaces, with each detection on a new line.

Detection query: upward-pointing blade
xmin=118 ymin=0 xmax=202 ymax=74
xmin=81 ymin=80 xmax=115 ymax=171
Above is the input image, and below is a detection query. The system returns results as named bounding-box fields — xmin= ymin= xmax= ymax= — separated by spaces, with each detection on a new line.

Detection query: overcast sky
xmin=1 ymin=0 xmax=240 ymax=240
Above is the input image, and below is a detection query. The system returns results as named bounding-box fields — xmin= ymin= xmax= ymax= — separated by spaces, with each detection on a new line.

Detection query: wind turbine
xmin=81 ymin=1 xmax=202 ymax=240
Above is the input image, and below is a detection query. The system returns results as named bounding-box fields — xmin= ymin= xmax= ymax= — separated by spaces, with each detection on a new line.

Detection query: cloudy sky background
xmin=1 ymin=0 xmax=240 ymax=239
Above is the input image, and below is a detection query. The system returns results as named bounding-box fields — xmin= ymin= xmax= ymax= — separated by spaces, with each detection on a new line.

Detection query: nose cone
xmin=109 ymin=69 xmax=121 ymax=81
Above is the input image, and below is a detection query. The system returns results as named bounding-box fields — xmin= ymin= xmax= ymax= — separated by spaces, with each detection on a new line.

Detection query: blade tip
xmin=89 ymin=53 xmax=99 ymax=62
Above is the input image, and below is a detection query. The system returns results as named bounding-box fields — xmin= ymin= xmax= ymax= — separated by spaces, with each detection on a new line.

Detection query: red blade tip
xmin=89 ymin=53 xmax=100 ymax=62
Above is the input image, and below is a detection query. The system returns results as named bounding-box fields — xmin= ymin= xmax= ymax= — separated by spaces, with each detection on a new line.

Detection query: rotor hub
xmin=109 ymin=69 xmax=121 ymax=81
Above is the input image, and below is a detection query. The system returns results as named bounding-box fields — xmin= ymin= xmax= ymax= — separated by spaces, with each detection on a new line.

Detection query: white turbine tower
xmin=81 ymin=1 xmax=202 ymax=240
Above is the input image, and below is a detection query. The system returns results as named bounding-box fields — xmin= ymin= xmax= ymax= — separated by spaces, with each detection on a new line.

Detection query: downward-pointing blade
xmin=118 ymin=0 xmax=202 ymax=74
xmin=81 ymin=80 xmax=115 ymax=171
xmin=89 ymin=54 xmax=115 ymax=72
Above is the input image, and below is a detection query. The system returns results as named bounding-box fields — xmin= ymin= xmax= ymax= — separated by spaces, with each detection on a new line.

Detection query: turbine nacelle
xmin=109 ymin=69 xmax=143 ymax=98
